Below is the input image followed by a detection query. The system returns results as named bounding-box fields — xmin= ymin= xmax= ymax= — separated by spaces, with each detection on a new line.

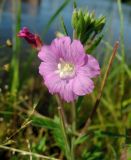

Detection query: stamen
xmin=57 ymin=59 xmax=75 ymax=79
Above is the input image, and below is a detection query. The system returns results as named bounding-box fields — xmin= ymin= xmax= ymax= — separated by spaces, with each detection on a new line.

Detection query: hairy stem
xmin=58 ymin=107 xmax=71 ymax=160
xmin=0 ymin=145 xmax=58 ymax=160
xmin=71 ymin=101 xmax=76 ymax=160
xmin=55 ymin=95 xmax=68 ymax=126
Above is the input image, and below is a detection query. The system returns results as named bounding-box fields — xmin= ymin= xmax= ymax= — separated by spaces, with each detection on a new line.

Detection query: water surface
xmin=0 ymin=0 xmax=131 ymax=61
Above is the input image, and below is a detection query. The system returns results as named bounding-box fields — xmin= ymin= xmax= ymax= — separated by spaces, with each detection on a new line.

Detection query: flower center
xmin=57 ymin=59 xmax=75 ymax=79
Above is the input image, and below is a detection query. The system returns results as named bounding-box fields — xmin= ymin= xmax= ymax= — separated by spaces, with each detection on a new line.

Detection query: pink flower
xmin=17 ymin=27 xmax=42 ymax=50
xmin=38 ymin=37 xmax=100 ymax=102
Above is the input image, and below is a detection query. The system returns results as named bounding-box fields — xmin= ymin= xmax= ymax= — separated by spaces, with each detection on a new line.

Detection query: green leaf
xmin=31 ymin=115 xmax=59 ymax=130
xmin=43 ymin=0 xmax=70 ymax=37
xmin=85 ymin=35 xmax=103 ymax=53
xmin=52 ymin=126 xmax=66 ymax=153
xmin=73 ymin=1 xmax=77 ymax=9
xmin=101 ymin=131 xmax=126 ymax=138
xmin=76 ymin=96 xmax=84 ymax=113
xmin=35 ymin=137 xmax=47 ymax=152
xmin=31 ymin=115 xmax=68 ymax=155
xmin=60 ymin=17 xmax=68 ymax=36
xmin=75 ymin=134 xmax=88 ymax=145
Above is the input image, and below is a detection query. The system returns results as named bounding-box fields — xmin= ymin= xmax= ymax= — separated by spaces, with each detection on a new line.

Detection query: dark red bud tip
xmin=17 ymin=27 xmax=43 ymax=50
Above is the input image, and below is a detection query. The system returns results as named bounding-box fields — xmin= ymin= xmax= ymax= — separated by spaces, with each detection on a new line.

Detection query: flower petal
xmin=78 ymin=55 xmax=100 ymax=78
xmin=39 ymin=62 xmax=57 ymax=76
xmin=70 ymin=40 xmax=86 ymax=65
xmin=73 ymin=74 xmax=94 ymax=95
xmin=38 ymin=45 xmax=59 ymax=63
xmin=44 ymin=71 xmax=77 ymax=102
xmin=51 ymin=36 xmax=71 ymax=60
xmin=87 ymin=55 xmax=100 ymax=76
xmin=18 ymin=27 xmax=42 ymax=49
xmin=44 ymin=72 xmax=65 ymax=94
xmin=59 ymin=79 xmax=78 ymax=102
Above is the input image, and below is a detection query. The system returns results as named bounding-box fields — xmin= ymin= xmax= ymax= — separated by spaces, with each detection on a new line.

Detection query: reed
xmin=10 ymin=0 xmax=21 ymax=95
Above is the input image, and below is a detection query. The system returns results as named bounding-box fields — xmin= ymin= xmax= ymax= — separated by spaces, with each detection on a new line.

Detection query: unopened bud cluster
xmin=72 ymin=9 xmax=106 ymax=52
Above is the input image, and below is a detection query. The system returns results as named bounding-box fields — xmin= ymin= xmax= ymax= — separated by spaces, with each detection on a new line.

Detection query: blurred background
xmin=0 ymin=0 xmax=131 ymax=61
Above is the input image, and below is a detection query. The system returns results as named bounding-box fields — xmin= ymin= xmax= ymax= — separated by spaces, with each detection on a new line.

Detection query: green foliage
xmin=74 ymin=134 xmax=88 ymax=146
xmin=82 ymin=150 xmax=103 ymax=160
xmin=35 ymin=136 xmax=47 ymax=153
xmin=31 ymin=115 xmax=69 ymax=155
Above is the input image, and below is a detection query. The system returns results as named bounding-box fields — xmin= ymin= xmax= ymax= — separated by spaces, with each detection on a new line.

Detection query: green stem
xmin=73 ymin=30 xmax=77 ymax=39
xmin=58 ymin=107 xmax=71 ymax=160
xmin=55 ymin=95 xmax=68 ymax=126
xmin=70 ymin=29 xmax=77 ymax=160
xmin=72 ymin=101 xmax=76 ymax=132
xmin=117 ymin=0 xmax=125 ymax=121
xmin=71 ymin=101 xmax=76 ymax=160
xmin=10 ymin=0 xmax=21 ymax=95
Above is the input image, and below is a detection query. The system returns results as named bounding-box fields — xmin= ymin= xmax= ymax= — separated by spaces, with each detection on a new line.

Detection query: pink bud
xmin=17 ymin=27 xmax=43 ymax=50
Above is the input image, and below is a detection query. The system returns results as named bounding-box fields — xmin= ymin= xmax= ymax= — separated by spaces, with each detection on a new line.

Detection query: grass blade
xmin=42 ymin=0 xmax=70 ymax=37
xmin=10 ymin=0 xmax=21 ymax=95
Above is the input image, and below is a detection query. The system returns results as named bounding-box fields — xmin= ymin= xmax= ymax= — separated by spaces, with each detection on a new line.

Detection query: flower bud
xmin=71 ymin=8 xmax=106 ymax=51
xmin=72 ymin=9 xmax=78 ymax=28
xmin=17 ymin=27 xmax=43 ymax=50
